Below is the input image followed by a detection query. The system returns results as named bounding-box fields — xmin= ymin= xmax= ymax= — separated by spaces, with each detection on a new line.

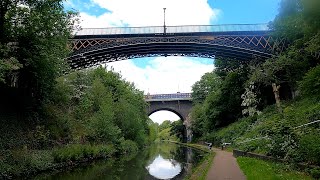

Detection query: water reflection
xmin=33 ymin=143 xmax=206 ymax=180
xmin=146 ymin=155 xmax=181 ymax=179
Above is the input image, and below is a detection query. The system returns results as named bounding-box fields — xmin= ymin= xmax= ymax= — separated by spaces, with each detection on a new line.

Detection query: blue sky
xmin=65 ymin=0 xmax=280 ymax=24
xmin=210 ymin=0 xmax=280 ymax=24
xmin=65 ymin=0 xmax=281 ymax=123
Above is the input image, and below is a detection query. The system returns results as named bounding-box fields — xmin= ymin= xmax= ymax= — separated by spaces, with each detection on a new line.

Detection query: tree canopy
xmin=190 ymin=0 xmax=320 ymax=140
xmin=0 ymin=0 xmax=77 ymax=109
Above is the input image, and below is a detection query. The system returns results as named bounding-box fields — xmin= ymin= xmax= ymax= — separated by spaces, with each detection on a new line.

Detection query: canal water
xmin=34 ymin=143 xmax=207 ymax=180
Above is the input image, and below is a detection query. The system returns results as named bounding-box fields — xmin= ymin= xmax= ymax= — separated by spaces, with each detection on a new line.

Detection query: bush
xmin=299 ymin=65 xmax=320 ymax=98
xmin=205 ymin=115 xmax=257 ymax=146
xmin=238 ymin=138 xmax=270 ymax=154
xmin=118 ymin=140 xmax=138 ymax=154
xmin=265 ymin=123 xmax=299 ymax=160
xmin=310 ymin=168 xmax=320 ymax=179
xmin=94 ymin=144 xmax=116 ymax=158
xmin=0 ymin=150 xmax=53 ymax=177
xmin=52 ymin=144 xmax=116 ymax=163
xmin=298 ymin=133 xmax=320 ymax=165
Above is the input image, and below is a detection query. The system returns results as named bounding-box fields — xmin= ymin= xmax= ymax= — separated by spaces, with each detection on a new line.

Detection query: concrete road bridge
xmin=145 ymin=93 xmax=193 ymax=141
xmin=68 ymin=24 xmax=285 ymax=69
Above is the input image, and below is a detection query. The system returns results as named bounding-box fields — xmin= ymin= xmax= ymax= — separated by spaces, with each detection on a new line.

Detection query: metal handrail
xmin=75 ymin=24 xmax=269 ymax=36
xmin=145 ymin=93 xmax=192 ymax=99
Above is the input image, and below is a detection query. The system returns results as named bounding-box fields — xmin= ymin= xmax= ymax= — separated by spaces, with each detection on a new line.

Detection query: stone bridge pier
xmin=145 ymin=93 xmax=193 ymax=142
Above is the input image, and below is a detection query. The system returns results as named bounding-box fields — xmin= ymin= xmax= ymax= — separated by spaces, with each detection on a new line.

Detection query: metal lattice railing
xmin=145 ymin=93 xmax=192 ymax=100
xmin=75 ymin=24 xmax=269 ymax=36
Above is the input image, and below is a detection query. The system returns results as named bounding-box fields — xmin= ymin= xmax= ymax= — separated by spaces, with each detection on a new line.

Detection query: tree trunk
xmin=0 ymin=0 xmax=9 ymax=43
xmin=272 ymin=83 xmax=282 ymax=112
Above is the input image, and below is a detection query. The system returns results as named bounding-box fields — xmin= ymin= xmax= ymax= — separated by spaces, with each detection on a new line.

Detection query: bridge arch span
xmin=68 ymin=24 xmax=286 ymax=69
xmin=148 ymin=108 xmax=184 ymax=122
xmin=145 ymin=93 xmax=193 ymax=123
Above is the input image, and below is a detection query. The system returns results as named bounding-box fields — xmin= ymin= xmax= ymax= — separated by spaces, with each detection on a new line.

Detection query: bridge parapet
xmin=75 ymin=24 xmax=269 ymax=36
xmin=145 ymin=93 xmax=192 ymax=102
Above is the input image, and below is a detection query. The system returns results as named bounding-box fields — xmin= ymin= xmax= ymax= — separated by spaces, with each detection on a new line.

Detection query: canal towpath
xmin=206 ymin=148 xmax=246 ymax=180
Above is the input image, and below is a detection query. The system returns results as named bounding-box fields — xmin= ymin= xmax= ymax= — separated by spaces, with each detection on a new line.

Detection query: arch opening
xmin=149 ymin=109 xmax=187 ymax=142
xmin=148 ymin=109 xmax=183 ymax=124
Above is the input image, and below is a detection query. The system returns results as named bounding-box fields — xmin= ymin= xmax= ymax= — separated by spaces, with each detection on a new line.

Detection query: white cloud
xmin=147 ymin=155 xmax=181 ymax=179
xmin=106 ymin=57 xmax=214 ymax=123
xmin=107 ymin=57 xmax=214 ymax=94
xmin=149 ymin=111 xmax=180 ymax=124
xmin=79 ymin=0 xmax=221 ymax=28
xmin=79 ymin=12 xmax=124 ymax=28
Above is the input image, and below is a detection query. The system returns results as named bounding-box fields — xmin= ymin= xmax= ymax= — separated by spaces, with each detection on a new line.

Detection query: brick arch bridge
xmin=145 ymin=93 xmax=193 ymax=141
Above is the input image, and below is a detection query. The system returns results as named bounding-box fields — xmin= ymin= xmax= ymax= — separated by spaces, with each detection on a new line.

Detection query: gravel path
xmin=206 ymin=148 xmax=246 ymax=180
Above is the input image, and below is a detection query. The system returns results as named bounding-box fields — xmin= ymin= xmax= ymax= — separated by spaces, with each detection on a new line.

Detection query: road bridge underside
xmin=69 ymin=32 xmax=282 ymax=69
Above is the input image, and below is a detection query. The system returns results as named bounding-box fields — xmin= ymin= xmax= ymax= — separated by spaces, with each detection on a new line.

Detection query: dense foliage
xmin=191 ymin=59 xmax=249 ymax=139
xmin=152 ymin=120 xmax=185 ymax=142
xmin=0 ymin=0 xmax=76 ymax=149
xmin=47 ymin=67 xmax=150 ymax=148
xmin=0 ymin=66 xmax=153 ymax=177
xmin=0 ymin=1 xmax=153 ymax=177
xmin=190 ymin=0 xmax=320 ymax=168
xmin=0 ymin=0 xmax=77 ymax=104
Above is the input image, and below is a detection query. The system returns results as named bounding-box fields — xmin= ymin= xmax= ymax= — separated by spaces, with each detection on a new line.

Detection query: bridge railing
xmin=145 ymin=93 xmax=192 ymax=100
xmin=75 ymin=24 xmax=269 ymax=36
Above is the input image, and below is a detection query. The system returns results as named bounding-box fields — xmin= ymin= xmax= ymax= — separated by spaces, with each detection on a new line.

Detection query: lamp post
xmin=163 ymin=8 xmax=166 ymax=34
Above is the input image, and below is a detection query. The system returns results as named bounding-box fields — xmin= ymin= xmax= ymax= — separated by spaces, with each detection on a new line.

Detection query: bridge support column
xmin=183 ymin=113 xmax=193 ymax=142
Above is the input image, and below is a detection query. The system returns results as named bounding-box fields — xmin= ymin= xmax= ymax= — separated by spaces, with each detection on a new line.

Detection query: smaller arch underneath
xmin=148 ymin=108 xmax=184 ymax=121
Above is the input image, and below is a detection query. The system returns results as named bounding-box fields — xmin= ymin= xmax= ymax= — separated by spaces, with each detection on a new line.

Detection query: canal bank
xmin=167 ymin=141 xmax=216 ymax=180
xmin=0 ymin=143 xmax=133 ymax=179
xmin=28 ymin=142 xmax=208 ymax=179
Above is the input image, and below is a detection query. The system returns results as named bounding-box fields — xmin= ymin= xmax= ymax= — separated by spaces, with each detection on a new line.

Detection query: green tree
xmin=170 ymin=120 xmax=185 ymax=142
xmin=190 ymin=58 xmax=249 ymax=137
xmin=214 ymin=58 xmax=249 ymax=77
xmin=190 ymin=103 xmax=206 ymax=139
xmin=0 ymin=0 xmax=77 ymax=118
xmin=159 ymin=120 xmax=172 ymax=131
xmin=192 ymin=72 xmax=221 ymax=104
xmin=249 ymin=54 xmax=308 ymax=111
xmin=147 ymin=119 xmax=159 ymax=142
xmin=203 ymin=71 xmax=246 ymax=128
xmin=299 ymin=65 xmax=320 ymax=98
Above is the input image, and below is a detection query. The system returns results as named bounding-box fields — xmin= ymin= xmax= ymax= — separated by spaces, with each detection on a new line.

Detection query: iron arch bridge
xmin=69 ymin=24 xmax=285 ymax=69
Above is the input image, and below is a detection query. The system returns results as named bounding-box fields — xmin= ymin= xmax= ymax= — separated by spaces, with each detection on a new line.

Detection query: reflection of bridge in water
xmin=69 ymin=24 xmax=286 ymax=69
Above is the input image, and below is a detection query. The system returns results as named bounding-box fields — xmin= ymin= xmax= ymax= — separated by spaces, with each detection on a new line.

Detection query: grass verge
xmin=186 ymin=150 xmax=215 ymax=180
xmin=167 ymin=141 xmax=215 ymax=180
xmin=237 ymin=157 xmax=312 ymax=180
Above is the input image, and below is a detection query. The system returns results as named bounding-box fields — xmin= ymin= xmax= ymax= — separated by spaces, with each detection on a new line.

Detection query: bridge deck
xmin=74 ymin=24 xmax=269 ymax=37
